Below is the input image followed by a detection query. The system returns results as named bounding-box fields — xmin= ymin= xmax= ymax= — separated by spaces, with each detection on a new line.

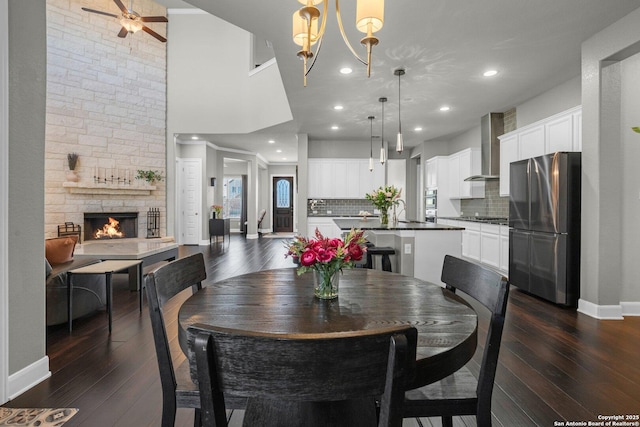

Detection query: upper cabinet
xmin=499 ymin=106 xmax=582 ymax=196
xmin=308 ymin=159 xmax=384 ymax=198
xmin=448 ymin=148 xmax=484 ymax=199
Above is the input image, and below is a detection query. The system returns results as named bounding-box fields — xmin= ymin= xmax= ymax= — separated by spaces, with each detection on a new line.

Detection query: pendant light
xmin=368 ymin=115 xmax=375 ymax=171
xmin=379 ymin=97 xmax=387 ymax=164
xmin=395 ymin=68 xmax=405 ymax=153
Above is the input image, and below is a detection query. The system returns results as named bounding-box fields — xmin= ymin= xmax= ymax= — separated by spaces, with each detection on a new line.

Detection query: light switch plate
xmin=404 ymin=243 xmax=412 ymax=254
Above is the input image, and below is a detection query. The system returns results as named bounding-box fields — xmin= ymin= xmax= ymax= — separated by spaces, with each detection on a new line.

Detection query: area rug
xmin=0 ymin=408 xmax=78 ymax=426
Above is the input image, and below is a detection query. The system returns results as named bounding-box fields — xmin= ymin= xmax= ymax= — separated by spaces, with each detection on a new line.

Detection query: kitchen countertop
xmin=308 ymin=214 xmax=376 ymax=218
xmin=438 ymin=216 xmax=509 ymax=226
xmin=333 ymin=218 xmax=464 ymax=231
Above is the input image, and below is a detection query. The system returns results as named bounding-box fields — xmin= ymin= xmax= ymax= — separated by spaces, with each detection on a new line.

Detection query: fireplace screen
xmin=84 ymin=212 xmax=138 ymax=241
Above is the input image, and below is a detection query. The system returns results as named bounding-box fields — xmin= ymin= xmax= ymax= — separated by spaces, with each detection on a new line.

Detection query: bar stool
xmin=366 ymin=246 xmax=395 ymax=272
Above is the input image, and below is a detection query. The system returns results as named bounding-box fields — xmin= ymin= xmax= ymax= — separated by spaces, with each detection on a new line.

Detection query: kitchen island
xmin=333 ymin=218 xmax=465 ymax=286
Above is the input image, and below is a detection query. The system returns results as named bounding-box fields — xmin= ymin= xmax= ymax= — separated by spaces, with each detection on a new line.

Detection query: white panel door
xmin=179 ymin=158 xmax=202 ymax=245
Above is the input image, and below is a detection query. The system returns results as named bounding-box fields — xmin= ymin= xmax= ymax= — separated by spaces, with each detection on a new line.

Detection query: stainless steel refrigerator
xmin=509 ymin=152 xmax=581 ymax=306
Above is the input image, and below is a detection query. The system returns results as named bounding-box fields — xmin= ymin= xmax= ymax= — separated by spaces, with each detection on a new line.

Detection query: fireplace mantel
xmin=63 ymin=182 xmax=157 ymax=195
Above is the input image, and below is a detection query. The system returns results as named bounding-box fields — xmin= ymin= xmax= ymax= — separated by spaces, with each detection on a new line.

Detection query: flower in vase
xmin=284 ymin=228 xmax=367 ymax=276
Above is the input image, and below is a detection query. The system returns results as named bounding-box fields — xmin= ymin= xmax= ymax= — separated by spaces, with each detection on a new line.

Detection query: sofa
xmin=45 ymin=236 xmax=106 ymax=327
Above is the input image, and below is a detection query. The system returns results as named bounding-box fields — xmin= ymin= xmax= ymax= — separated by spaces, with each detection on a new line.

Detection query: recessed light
xmin=439 ymin=106 xmax=451 ymax=112
xmin=268 ymin=139 xmax=275 ymax=144
xmin=414 ymin=127 xmax=423 ymax=132
xmin=331 ymin=125 xmax=339 ymax=130
xmin=191 ymin=136 xmax=199 ymax=140
xmin=282 ymin=157 xmax=287 ymax=160
xmin=334 ymin=105 xmax=344 ymax=110
xmin=483 ymin=70 xmax=498 ymax=77
xmin=276 ymin=149 xmax=282 ymax=153
xmin=340 ymin=67 xmax=353 ymax=74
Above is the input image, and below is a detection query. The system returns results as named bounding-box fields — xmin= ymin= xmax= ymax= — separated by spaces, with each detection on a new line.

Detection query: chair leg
xmin=194 ymin=408 xmax=202 ymax=427
xmin=442 ymin=416 xmax=453 ymax=427
xmin=381 ymin=254 xmax=392 ymax=272
xmin=161 ymin=399 xmax=177 ymax=427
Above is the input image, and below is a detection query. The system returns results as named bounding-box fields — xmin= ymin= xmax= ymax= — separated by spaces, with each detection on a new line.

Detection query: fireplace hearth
xmin=84 ymin=212 xmax=138 ymax=241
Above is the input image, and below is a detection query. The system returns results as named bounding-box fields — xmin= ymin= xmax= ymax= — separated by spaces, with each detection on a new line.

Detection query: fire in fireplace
xmin=84 ymin=212 xmax=138 ymax=241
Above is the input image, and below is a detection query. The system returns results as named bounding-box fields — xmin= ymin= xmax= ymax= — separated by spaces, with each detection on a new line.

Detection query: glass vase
xmin=313 ymin=269 xmax=340 ymax=300
xmin=380 ymin=209 xmax=389 ymax=226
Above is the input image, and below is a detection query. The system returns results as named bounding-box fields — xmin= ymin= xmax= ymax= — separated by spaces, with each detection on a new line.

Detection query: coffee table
xmin=74 ymin=239 xmax=179 ymax=310
xmin=67 ymin=259 xmax=143 ymax=333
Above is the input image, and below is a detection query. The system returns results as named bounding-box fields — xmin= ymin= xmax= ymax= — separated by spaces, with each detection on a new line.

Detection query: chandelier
xmin=292 ymin=0 xmax=385 ymax=86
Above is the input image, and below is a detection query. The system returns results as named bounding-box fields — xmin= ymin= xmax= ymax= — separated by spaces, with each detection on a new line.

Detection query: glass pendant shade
xmin=369 ymin=156 xmax=374 ymax=171
xmin=292 ymin=11 xmax=319 ymax=47
xmin=121 ymin=18 xmax=143 ymax=33
xmin=380 ymin=145 xmax=386 ymax=164
xmin=396 ymin=132 xmax=404 ymax=153
xmin=356 ymin=0 xmax=384 ymax=34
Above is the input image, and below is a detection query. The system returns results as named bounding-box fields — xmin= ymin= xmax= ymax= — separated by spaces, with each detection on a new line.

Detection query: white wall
xmin=447 ymin=125 xmax=481 ymax=154
xmin=516 ymin=75 xmax=581 ymax=128
xmin=620 ymin=53 xmax=640 ymax=304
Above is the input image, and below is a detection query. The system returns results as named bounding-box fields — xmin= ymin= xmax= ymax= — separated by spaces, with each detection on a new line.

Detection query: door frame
xmin=176 ymin=157 xmax=203 ymax=245
xmin=1 ymin=0 xmax=9 ymax=404
xmin=269 ymin=174 xmax=296 ymax=234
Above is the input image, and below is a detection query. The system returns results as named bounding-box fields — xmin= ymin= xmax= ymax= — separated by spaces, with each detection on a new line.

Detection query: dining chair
xmin=145 ymin=253 xmax=206 ymax=427
xmin=402 ymin=255 xmax=510 ymax=427
xmin=188 ymin=324 xmax=418 ymax=427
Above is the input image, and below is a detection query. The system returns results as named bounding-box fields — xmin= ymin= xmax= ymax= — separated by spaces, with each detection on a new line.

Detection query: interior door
xmin=273 ymin=177 xmax=293 ymax=232
xmin=179 ymin=158 xmax=202 ymax=245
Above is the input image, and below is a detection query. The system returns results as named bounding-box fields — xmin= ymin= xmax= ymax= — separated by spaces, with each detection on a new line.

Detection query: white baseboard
xmin=8 ymin=356 xmax=50 ymax=400
xmin=577 ymin=299 xmax=624 ymax=320
xmin=621 ymin=301 xmax=640 ymax=316
xmin=246 ymin=233 xmax=259 ymax=240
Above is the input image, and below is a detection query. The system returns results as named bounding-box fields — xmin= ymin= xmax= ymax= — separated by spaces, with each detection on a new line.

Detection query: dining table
xmin=178 ymin=267 xmax=478 ymax=426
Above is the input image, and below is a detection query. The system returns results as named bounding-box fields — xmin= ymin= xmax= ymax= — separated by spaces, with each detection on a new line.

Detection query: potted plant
xmin=66 ymin=152 xmax=80 ymax=182
xmin=135 ymin=170 xmax=164 ymax=184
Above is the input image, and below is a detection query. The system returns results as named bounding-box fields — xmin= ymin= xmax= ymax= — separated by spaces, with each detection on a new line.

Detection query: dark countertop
xmin=308 ymin=214 xmax=376 ymax=218
xmin=439 ymin=216 xmax=509 ymax=226
xmin=333 ymin=218 xmax=465 ymax=231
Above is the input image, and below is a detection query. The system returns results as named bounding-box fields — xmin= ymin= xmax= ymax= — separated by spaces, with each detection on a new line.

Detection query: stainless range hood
xmin=464 ymin=113 xmax=504 ymax=181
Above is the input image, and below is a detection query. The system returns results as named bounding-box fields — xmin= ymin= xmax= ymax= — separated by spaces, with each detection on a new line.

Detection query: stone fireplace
xmin=84 ymin=212 xmax=138 ymax=241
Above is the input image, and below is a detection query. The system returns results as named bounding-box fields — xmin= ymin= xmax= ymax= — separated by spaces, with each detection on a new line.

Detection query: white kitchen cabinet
xmin=426 ymin=156 xmax=448 ymax=190
xmin=461 ymin=221 xmax=481 ymax=262
xmin=499 ymin=134 xmax=519 ymax=196
xmin=518 ymin=125 xmax=545 ymax=160
xmin=307 ymin=217 xmax=341 ymax=239
xmin=448 ymin=148 xmax=484 ymax=199
xmin=480 ymin=223 xmax=500 ymax=270
xmin=499 ymin=225 xmax=510 ymax=274
xmin=545 ymin=114 xmax=573 ymax=153
xmin=498 ymin=106 xmax=582 ymax=197
xmin=308 ymin=159 xmax=384 ymax=199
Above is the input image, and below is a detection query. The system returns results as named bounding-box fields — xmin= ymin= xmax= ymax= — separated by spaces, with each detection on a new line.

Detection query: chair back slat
xmin=189 ymin=324 xmax=417 ymax=402
xmin=440 ymin=254 xmax=509 ymax=414
xmin=145 ymin=253 xmax=206 ymax=404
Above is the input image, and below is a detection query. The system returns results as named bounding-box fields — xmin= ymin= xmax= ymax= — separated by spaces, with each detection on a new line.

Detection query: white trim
xmin=246 ymin=233 xmax=259 ymax=240
xmin=577 ymin=298 xmax=624 ymax=320
xmin=7 ymin=356 xmax=51 ymax=401
xmin=1 ymin=0 xmax=9 ymax=405
xmin=248 ymin=57 xmax=277 ymax=77
xmin=620 ymin=301 xmax=640 ymax=316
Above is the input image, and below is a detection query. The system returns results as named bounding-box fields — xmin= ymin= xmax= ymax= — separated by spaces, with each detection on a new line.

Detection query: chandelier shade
xmin=292 ymin=0 xmax=385 ymax=85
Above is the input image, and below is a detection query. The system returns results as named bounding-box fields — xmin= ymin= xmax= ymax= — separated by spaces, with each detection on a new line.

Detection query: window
xmin=276 ymin=179 xmax=291 ymax=208
xmin=223 ymin=177 xmax=242 ymax=219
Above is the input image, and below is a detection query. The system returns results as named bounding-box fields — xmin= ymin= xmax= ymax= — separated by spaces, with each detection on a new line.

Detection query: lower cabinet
xmin=480 ymin=224 xmax=500 ymax=270
xmin=461 ymin=222 xmax=481 ymax=262
xmin=442 ymin=219 xmax=509 ymax=274
xmin=307 ymin=217 xmax=346 ymax=239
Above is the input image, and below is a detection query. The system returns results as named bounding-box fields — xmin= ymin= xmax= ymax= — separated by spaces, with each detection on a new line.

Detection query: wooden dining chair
xmin=145 ymin=253 xmax=206 ymax=427
xmin=402 ymin=255 xmax=510 ymax=427
xmin=188 ymin=324 xmax=418 ymax=427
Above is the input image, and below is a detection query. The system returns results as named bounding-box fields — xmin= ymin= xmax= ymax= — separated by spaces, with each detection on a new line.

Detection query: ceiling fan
xmin=82 ymin=0 xmax=168 ymax=42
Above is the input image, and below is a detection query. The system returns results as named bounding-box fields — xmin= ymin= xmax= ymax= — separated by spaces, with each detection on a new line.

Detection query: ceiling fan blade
xmin=117 ymin=26 xmax=129 ymax=38
xmin=140 ymin=16 xmax=168 ymax=23
xmin=81 ymin=7 xmax=118 ymax=18
xmin=141 ymin=25 xmax=167 ymax=43
xmin=113 ymin=0 xmax=129 ymax=14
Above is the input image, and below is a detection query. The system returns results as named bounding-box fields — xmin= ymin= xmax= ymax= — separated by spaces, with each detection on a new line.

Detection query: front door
xmin=273 ymin=177 xmax=293 ymax=233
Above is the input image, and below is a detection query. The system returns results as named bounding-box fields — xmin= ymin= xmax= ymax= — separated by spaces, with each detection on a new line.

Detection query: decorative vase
xmin=380 ymin=209 xmax=389 ymax=226
xmin=313 ymin=269 xmax=340 ymax=300
xmin=66 ymin=170 xmax=79 ymax=182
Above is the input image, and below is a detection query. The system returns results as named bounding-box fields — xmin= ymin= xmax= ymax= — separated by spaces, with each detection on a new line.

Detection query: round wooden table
xmin=178 ymin=267 xmax=478 ymax=425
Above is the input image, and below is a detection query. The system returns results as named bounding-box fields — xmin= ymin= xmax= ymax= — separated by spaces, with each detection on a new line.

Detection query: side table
xmin=67 ymin=259 xmax=143 ymax=333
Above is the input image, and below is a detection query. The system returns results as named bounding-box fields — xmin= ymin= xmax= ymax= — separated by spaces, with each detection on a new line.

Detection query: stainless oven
xmin=425 ymin=189 xmax=437 ymax=210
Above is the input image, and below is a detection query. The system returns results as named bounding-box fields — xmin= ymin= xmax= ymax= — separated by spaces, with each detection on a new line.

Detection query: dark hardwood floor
xmin=4 ymin=235 xmax=640 ymax=426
